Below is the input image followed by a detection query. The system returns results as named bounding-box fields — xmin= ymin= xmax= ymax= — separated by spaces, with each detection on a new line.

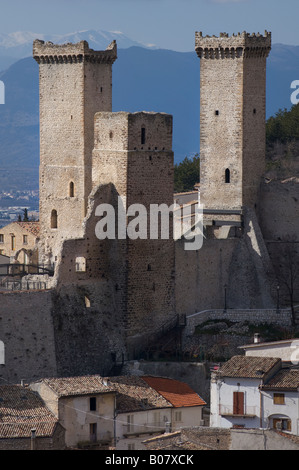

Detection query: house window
xmin=0 ymin=234 xmax=3 ymax=243
xmin=273 ymin=393 xmax=285 ymax=405
xmin=141 ymin=127 xmax=146 ymax=145
xmin=233 ymin=391 xmax=244 ymax=415
xmin=23 ymin=235 xmax=28 ymax=245
xmin=127 ymin=415 xmax=134 ymax=432
xmin=69 ymin=181 xmax=74 ymax=198
xmin=90 ymin=396 xmax=97 ymax=411
xmin=11 ymin=235 xmax=16 ymax=251
xmin=128 ymin=443 xmax=135 ymax=450
xmin=90 ymin=423 xmax=97 ymax=442
xmin=51 ymin=210 xmax=58 ymax=229
xmin=225 ymin=168 xmax=230 ymax=184
xmin=175 ymin=411 xmax=182 ymax=422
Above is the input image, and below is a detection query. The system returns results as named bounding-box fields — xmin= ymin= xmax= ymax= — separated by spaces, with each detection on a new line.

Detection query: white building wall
xmin=261 ymin=390 xmax=299 ymax=435
xmin=115 ymin=406 xmax=204 ymax=450
xmin=210 ymin=376 xmax=262 ymax=429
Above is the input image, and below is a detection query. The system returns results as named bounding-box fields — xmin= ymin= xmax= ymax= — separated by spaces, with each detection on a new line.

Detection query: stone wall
xmin=259 ymin=178 xmax=299 ymax=305
xmin=184 ymin=307 xmax=293 ymax=337
xmin=0 ymin=290 xmax=57 ymax=384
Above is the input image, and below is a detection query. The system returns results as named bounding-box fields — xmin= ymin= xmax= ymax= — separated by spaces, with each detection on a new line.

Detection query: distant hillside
xmin=0 ymin=42 xmax=299 ymax=191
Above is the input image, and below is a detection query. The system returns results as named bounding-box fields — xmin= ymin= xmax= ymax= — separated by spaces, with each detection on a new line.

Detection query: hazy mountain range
xmin=0 ymin=29 xmax=299 ymax=191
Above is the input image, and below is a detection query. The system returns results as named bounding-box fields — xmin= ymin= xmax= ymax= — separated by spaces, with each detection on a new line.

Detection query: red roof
xmin=142 ymin=376 xmax=206 ymax=408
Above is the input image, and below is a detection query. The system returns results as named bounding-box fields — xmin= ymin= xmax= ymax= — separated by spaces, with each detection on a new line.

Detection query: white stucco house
xmin=110 ymin=375 xmax=206 ymax=450
xmin=210 ymin=355 xmax=299 ymax=436
xmin=239 ymin=337 xmax=299 ymax=363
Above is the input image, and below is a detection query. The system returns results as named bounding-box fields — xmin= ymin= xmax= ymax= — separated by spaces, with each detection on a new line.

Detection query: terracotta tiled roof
xmin=218 ymin=356 xmax=281 ymax=379
xmin=262 ymin=368 xmax=299 ymax=390
xmin=39 ymin=375 xmax=114 ymax=397
xmin=0 ymin=385 xmax=57 ymax=438
xmin=141 ymin=376 xmax=206 ymax=408
xmin=15 ymin=221 xmax=40 ymax=237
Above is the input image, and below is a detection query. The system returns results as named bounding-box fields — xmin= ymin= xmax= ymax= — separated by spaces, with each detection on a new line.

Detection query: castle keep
xmin=0 ymin=30 xmax=298 ymax=385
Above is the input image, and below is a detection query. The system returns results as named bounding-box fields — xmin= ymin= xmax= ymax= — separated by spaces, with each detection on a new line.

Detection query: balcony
xmin=123 ymin=422 xmax=167 ymax=437
xmin=219 ymin=405 xmax=258 ymax=418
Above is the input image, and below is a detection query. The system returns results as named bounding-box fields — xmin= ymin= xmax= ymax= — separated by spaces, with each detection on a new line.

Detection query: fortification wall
xmin=0 ymin=290 xmax=57 ymax=384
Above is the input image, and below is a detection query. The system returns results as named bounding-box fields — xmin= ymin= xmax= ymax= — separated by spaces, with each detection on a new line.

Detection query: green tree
xmin=266 ymin=104 xmax=299 ymax=144
xmin=174 ymin=154 xmax=200 ymax=193
xmin=23 ymin=208 xmax=29 ymax=222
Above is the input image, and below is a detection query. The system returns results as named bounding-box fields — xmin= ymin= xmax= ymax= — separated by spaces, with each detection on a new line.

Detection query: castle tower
xmin=195 ymin=31 xmax=271 ymax=211
xmin=92 ymin=112 xmax=175 ymax=345
xmin=33 ymin=39 xmax=117 ymax=265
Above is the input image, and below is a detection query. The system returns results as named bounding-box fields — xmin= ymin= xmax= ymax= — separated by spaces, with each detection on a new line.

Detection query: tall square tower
xmin=195 ymin=31 xmax=271 ymax=211
xmin=92 ymin=112 xmax=175 ymax=341
xmin=33 ymin=39 xmax=117 ymax=265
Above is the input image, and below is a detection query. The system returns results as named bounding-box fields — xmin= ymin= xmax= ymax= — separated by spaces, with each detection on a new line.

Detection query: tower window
xmin=141 ymin=127 xmax=146 ymax=145
xmin=253 ymin=108 xmax=257 ymax=114
xmin=85 ymin=295 xmax=91 ymax=308
xmin=225 ymin=168 xmax=230 ymax=184
xmin=51 ymin=210 xmax=58 ymax=229
xmin=215 ymin=110 xmax=219 ymax=116
xmin=69 ymin=181 xmax=74 ymax=198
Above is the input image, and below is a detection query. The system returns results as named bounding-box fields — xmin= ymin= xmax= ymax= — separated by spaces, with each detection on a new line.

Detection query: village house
xmin=30 ymin=375 xmax=116 ymax=449
xmin=0 ymin=221 xmax=39 ymax=264
xmin=110 ymin=375 xmax=206 ymax=450
xmin=0 ymin=384 xmax=65 ymax=450
xmin=210 ymin=355 xmax=299 ymax=436
xmin=239 ymin=336 xmax=299 ymax=363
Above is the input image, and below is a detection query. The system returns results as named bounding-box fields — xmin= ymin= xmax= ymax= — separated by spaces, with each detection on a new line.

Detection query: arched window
xmin=51 ymin=209 xmax=58 ymax=229
xmin=69 ymin=181 xmax=74 ymax=197
xmin=225 ymin=168 xmax=230 ymax=184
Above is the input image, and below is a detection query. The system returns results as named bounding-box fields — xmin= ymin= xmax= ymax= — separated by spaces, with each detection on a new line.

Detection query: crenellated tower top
xmin=33 ymin=39 xmax=117 ymax=64
xmin=195 ymin=31 xmax=271 ymax=59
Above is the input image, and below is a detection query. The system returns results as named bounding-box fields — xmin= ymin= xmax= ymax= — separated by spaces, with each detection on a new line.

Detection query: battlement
xmin=195 ymin=31 xmax=271 ymax=58
xmin=33 ymin=39 xmax=117 ymax=64
xmin=93 ymin=111 xmax=173 ymax=152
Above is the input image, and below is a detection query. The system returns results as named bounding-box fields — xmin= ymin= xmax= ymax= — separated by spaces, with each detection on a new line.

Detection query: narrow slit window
xmin=141 ymin=127 xmax=146 ymax=145
xmin=215 ymin=110 xmax=219 ymax=116
xmin=85 ymin=295 xmax=91 ymax=308
xmin=225 ymin=168 xmax=230 ymax=184
xmin=51 ymin=210 xmax=58 ymax=229
xmin=69 ymin=181 xmax=74 ymax=198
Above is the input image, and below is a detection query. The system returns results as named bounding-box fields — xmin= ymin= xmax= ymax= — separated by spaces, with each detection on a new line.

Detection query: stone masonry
xmin=33 ymin=39 xmax=117 ymax=267
xmin=196 ymin=31 xmax=271 ymax=211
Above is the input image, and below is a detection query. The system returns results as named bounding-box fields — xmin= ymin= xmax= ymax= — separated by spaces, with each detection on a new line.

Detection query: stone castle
xmin=0 ymin=30 xmax=298 ymax=385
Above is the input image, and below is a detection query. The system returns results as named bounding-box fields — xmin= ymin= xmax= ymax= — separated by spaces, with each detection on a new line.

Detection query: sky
xmin=0 ymin=0 xmax=298 ymax=51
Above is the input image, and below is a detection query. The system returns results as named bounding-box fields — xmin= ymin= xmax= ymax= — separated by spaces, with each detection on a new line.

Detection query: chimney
xmin=31 ymin=429 xmax=36 ymax=450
